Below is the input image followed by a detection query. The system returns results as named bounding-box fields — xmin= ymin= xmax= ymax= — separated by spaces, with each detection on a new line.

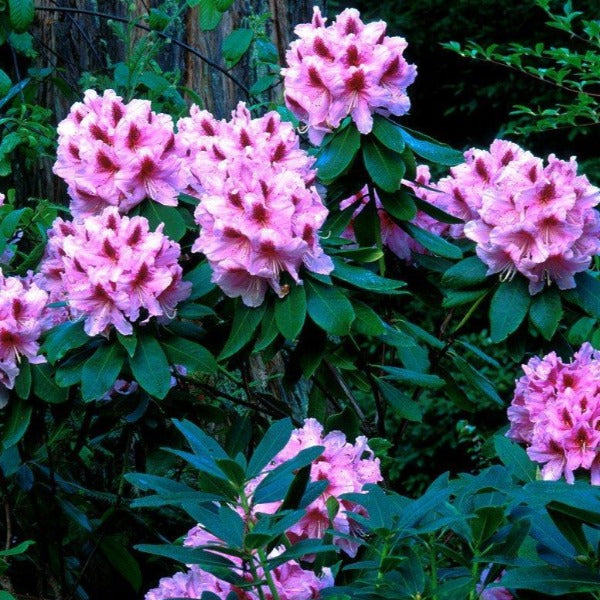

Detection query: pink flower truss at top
xmin=282 ymin=7 xmax=417 ymax=144
xmin=0 ymin=270 xmax=52 ymax=390
xmin=340 ymin=167 xmax=449 ymax=261
xmin=39 ymin=207 xmax=191 ymax=337
xmin=414 ymin=139 xmax=600 ymax=294
xmin=178 ymin=102 xmax=333 ymax=307
xmin=507 ymin=343 xmax=600 ymax=484
xmin=247 ymin=418 xmax=382 ymax=557
xmin=145 ymin=526 xmax=333 ymax=600
xmin=476 ymin=566 xmax=513 ymax=600
xmin=54 ymin=89 xmax=188 ymax=217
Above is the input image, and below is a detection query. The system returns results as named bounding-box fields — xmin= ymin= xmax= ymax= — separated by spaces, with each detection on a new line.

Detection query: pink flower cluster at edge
xmin=282 ymin=7 xmax=416 ymax=144
xmin=476 ymin=566 xmax=513 ymax=600
xmin=0 ymin=270 xmax=53 ymax=392
xmin=411 ymin=139 xmax=600 ymax=294
xmin=178 ymin=102 xmax=333 ymax=307
xmin=39 ymin=207 xmax=191 ymax=337
xmin=54 ymin=89 xmax=188 ymax=217
xmin=507 ymin=342 xmax=600 ymax=484
xmin=248 ymin=418 xmax=382 ymax=557
xmin=340 ymin=167 xmax=447 ymax=262
xmin=146 ymin=514 xmax=333 ymax=600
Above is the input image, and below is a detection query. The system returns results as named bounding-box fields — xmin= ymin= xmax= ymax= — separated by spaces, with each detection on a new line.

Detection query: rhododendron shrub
xmin=414 ymin=140 xmax=600 ymax=293
xmin=54 ymin=89 xmax=187 ymax=217
xmin=507 ymin=343 xmax=600 ymax=484
xmin=40 ymin=207 xmax=191 ymax=336
xmin=179 ymin=102 xmax=333 ymax=307
xmin=282 ymin=7 xmax=417 ymax=144
xmin=0 ymin=271 xmax=52 ymax=390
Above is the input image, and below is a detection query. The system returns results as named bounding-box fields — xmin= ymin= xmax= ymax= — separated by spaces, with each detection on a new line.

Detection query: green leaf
xmin=198 ymin=0 xmax=223 ymax=30
xmin=81 ymin=343 xmax=126 ymax=402
xmin=574 ymin=271 xmax=600 ymax=319
xmin=331 ymin=258 xmax=406 ymax=293
xmin=1 ymin=398 xmax=32 ymax=449
xmin=219 ymin=302 xmax=265 ymax=360
xmin=185 ymin=261 xmax=216 ymax=300
xmin=489 ymin=278 xmax=531 ymax=342
xmin=275 ymin=285 xmax=306 ymax=341
xmin=442 ymin=256 xmax=489 ymax=289
xmin=371 ymin=115 xmax=405 ymax=153
xmin=401 ymin=222 xmax=463 ymax=259
xmin=493 ymin=435 xmax=536 ymax=483
xmin=498 ymin=566 xmax=600 ymax=594
xmin=161 ymin=337 xmax=217 ymax=375
xmin=452 ymin=354 xmax=503 ymax=406
xmin=0 ymin=70 xmax=12 ymax=98
xmin=412 ymin=196 xmax=463 ymax=224
xmin=14 ymin=359 xmax=31 ymax=400
xmin=378 ymin=190 xmax=417 ymax=221
xmin=100 ymin=536 xmax=142 ymax=592
xmin=8 ymin=0 xmax=35 ymax=32
xmin=305 ymin=279 xmax=355 ymax=336
xmin=530 ymin=286 xmax=562 ymax=340
xmin=222 ymin=29 xmax=253 ymax=67
xmin=254 ymin=307 xmax=279 ymax=352
xmin=139 ymin=201 xmax=187 ymax=242
xmin=398 ymin=126 xmax=464 ymax=166
xmin=41 ymin=320 xmax=90 ymax=364
xmin=380 ymin=366 xmax=445 ymax=389
xmin=351 ymin=301 xmax=385 ymax=337
xmin=117 ymin=331 xmax=137 ymax=357
xmin=247 ymin=418 xmax=293 ymax=479
xmin=129 ymin=335 xmax=172 ymax=399
xmin=31 ymin=364 xmax=68 ymax=404
xmin=374 ymin=377 xmax=422 ymax=422
xmin=315 ymin=124 xmax=361 ymax=182
xmin=362 ymin=139 xmax=404 ymax=193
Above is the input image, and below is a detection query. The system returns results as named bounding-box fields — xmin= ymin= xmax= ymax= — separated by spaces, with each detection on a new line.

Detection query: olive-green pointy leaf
xmin=219 ymin=301 xmax=266 ymax=360
xmin=305 ymin=279 xmax=355 ymax=336
xmin=371 ymin=115 xmax=406 ymax=153
xmin=161 ymin=337 xmax=218 ymax=375
xmin=398 ymin=126 xmax=464 ymax=166
xmin=139 ymin=200 xmax=187 ymax=241
xmin=497 ymin=566 xmax=600 ymax=594
xmin=274 ymin=284 xmax=306 ymax=341
xmin=129 ymin=335 xmax=172 ymax=399
xmin=331 ymin=258 xmax=406 ymax=294
xmin=362 ymin=138 xmax=404 ymax=193
xmin=573 ymin=271 xmax=600 ymax=319
xmin=1 ymin=397 xmax=32 ymax=450
xmin=529 ymin=286 xmax=562 ymax=340
xmin=402 ymin=222 xmax=463 ymax=259
xmin=198 ymin=0 xmax=223 ymax=31
xmin=222 ymin=28 xmax=254 ymax=68
xmin=41 ymin=320 xmax=90 ymax=364
xmin=379 ymin=189 xmax=417 ymax=221
xmin=489 ymin=277 xmax=531 ymax=343
xmin=8 ymin=0 xmax=35 ymax=33
xmin=81 ymin=343 xmax=126 ymax=402
xmin=442 ymin=256 xmax=489 ymax=289
xmin=247 ymin=418 xmax=293 ymax=479
xmin=315 ymin=124 xmax=361 ymax=182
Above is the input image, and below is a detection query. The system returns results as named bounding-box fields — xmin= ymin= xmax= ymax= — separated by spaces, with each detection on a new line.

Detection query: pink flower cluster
xmin=146 ymin=526 xmax=333 ymax=600
xmin=507 ymin=343 xmax=600 ymax=484
xmin=40 ymin=207 xmax=190 ymax=337
xmin=179 ymin=102 xmax=333 ymax=307
xmin=250 ymin=418 xmax=383 ymax=556
xmin=413 ymin=140 xmax=600 ymax=294
xmin=282 ymin=7 xmax=417 ymax=144
xmin=54 ymin=89 xmax=187 ymax=217
xmin=0 ymin=271 xmax=51 ymax=390
xmin=340 ymin=169 xmax=447 ymax=261
xmin=477 ymin=566 xmax=513 ymax=600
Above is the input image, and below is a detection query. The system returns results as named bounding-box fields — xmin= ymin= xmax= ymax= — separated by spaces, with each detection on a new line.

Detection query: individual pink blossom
xmin=248 ymin=418 xmax=383 ymax=556
xmin=507 ymin=343 xmax=600 ymax=484
xmin=178 ymin=102 xmax=333 ymax=307
xmin=39 ymin=207 xmax=191 ymax=337
xmin=409 ymin=140 xmax=600 ymax=293
xmin=340 ymin=167 xmax=449 ymax=261
xmin=54 ymin=90 xmax=188 ymax=217
xmin=477 ymin=566 xmax=513 ymax=599
xmin=0 ymin=270 xmax=53 ymax=391
xmin=282 ymin=7 xmax=417 ymax=144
